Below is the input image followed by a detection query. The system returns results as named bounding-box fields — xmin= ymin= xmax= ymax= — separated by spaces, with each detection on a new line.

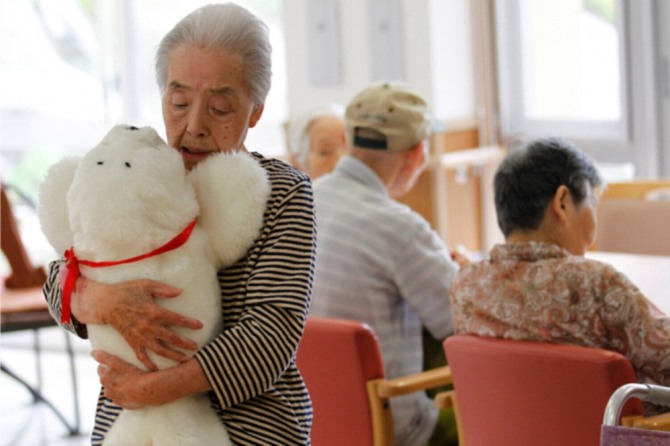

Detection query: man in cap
xmin=310 ymin=82 xmax=459 ymax=445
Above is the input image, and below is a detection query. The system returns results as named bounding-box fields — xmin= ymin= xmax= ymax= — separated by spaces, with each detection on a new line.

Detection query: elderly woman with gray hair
xmin=450 ymin=137 xmax=670 ymax=406
xmin=42 ymin=3 xmax=315 ymax=444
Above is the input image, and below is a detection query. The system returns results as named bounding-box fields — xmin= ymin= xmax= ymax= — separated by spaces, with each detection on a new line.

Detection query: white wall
xmin=282 ymin=0 xmax=476 ymax=128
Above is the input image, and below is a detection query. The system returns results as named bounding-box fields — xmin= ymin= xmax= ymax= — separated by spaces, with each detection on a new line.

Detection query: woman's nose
xmin=186 ymin=106 xmax=209 ymax=137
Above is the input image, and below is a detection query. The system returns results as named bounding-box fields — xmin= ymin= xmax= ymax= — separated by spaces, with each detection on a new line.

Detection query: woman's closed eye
xmin=209 ymin=97 xmax=233 ymax=117
xmin=211 ymin=107 xmax=231 ymax=116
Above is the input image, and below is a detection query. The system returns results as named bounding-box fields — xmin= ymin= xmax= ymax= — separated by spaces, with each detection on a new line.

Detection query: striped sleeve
xmin=42 ymin=259 xmax=89 ymax=337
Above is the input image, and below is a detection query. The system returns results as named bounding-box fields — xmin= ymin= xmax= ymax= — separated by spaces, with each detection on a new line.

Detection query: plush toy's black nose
xmin=97 ymin=161 xmax=104 ymax=165
xmin=127 ymin=126 xmax=139 ymax=131
xmin=125 ymin=162 xmax=131 ymax=168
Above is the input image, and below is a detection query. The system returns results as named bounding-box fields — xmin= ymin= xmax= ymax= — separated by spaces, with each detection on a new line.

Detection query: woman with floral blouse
xmin=450 ymin=137 xmax=670 ymax=398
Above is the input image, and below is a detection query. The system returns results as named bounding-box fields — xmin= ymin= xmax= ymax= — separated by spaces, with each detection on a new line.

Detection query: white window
xmin=0 ymin=0 xmax=286 ymax=267
xmin=495 ymin=0 xmax=628 ymax=142
xmin=495 ymin=0 xmax=670 ymax=178
xmin=1 ymin=0 xmax=286 ymax=195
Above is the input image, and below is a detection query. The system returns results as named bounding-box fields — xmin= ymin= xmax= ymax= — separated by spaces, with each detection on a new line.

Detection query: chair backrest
xmin=1 ymin=185 xmax=52 ymax=329
xmin=444 ymin=335 xmax=643 ymax=446
xmin=1 ymin=185 xmax=46 ymax=288
xmin=296 ymin=317 xmax=387 ymax=446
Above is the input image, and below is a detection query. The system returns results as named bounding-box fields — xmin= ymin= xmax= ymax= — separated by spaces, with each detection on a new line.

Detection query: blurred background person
xmin=287 ymin=103 xmax=347 ymax=180
xmin=310 ymin=82 xmax=460 ymax=446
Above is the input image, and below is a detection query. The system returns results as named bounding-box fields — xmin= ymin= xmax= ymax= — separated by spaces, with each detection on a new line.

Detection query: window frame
xmin=494 ymin=0 xmax=631 ymax=142
xmin=493 ymin=0 xmax=665 ymax=178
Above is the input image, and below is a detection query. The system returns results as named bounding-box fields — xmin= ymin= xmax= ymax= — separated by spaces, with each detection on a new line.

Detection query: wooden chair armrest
xmin=434 ymin=390 xmax=466 ymax=446
xmin=434 ymin=390 xmax=456 ymax=409
xmin=375 ymin=366 xmax=452 ymax=398
xmin=366 ymin=368 xmax=453 ymax=446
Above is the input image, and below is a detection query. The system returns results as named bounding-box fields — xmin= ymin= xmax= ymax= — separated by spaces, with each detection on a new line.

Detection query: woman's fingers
xmin=122 ymin=321 xmax=193 ymax=364
xmin=133 ymin=346 xmax=158 ymax=371
xmin=154 ymin=324 xmax=198 ymax=351
xmin=152 ymin=305 xmax=203 ymax=332
xmin=84 ymin=278 xmax=203 ymax=362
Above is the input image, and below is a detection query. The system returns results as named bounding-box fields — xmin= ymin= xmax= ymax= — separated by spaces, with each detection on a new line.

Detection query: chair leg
xmin=2 ymin=327 xmax=81 ymax=436
xmin=1 ymin=363 xmax=79 ymax=436
xmin=435 ymin=390 xmax=465 ymax=446
xmin=64 ymin=331 xmax=81 ymax=434
xmin=32 ymin=328 xmax=43 ymax=401
xmin=367 ymin=379 xmax=395 ymax=446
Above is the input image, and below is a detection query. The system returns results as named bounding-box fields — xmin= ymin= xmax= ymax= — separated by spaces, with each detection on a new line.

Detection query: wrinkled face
xmin=162 ymin=44 xmax=264 ymax=171
xmin=304 ymin=116 xmax=347 ymax=179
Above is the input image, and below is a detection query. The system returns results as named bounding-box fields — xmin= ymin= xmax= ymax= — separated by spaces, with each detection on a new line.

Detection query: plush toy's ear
xmin=189 ymin=152 xmax=270 ymax=267
xmin=37 ymin=157 xmax=80 ymax=255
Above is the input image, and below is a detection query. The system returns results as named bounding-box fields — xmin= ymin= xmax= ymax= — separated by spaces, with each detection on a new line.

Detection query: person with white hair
xmin=288 ymin=103 xmax=347 ymax=179
xmin=41 ymin=3 xmax=315 ymax=445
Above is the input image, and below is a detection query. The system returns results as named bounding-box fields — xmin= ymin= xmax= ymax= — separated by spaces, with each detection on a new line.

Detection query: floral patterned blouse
xmin=450 ymin=241 xmax=670 ymax=387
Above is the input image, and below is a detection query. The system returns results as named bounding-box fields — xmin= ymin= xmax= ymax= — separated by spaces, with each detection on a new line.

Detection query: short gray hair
xmin=155 ymin=3 xmax=272 ymax=105
xmin=494 ymin=137 xmax=604 ymax=237
xmin=289 ymin=103 xmax=344 ymax=166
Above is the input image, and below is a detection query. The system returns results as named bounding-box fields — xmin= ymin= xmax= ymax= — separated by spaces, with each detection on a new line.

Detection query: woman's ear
xmin=249 ymin=103 xmax=264 ymax=128
xmin=551 ymin=185 xmax=571 ymax=223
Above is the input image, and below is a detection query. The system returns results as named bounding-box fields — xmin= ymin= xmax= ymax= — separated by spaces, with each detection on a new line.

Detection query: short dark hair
xmin=494 ymin=137 xmax=603 ymax=237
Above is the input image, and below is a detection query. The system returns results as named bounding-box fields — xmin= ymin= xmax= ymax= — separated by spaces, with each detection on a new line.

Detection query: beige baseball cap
xmin=345 ymin=82 xmax=432 ymax=152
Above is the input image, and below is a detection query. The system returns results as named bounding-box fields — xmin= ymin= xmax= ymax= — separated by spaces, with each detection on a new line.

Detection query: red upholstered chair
xmin=296 ymin=317 xmax=452 ymax=446
xmin=442 ymin=334 xmax=643 ymax=446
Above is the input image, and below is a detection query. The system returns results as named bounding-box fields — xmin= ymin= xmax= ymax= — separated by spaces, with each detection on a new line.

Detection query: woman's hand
xmin=450 ymin=245 xmax=475 ymax=268
xmin=93 ymin=350 xmax=159 ymax=409
xmin=92 ymin=350 xmax=210 ymax=410
xmin=72 ymin=277 xmax=203 ymax=370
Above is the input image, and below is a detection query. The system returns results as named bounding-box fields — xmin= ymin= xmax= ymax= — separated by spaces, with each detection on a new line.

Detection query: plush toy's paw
xmin=189 ymin=152 xmax=270 ymax=267
xmin=37 ymin=156 xmax=80 ymax=255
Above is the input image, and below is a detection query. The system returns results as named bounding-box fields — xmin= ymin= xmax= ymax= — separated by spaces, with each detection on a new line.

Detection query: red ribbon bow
xmin=60 ymin=218 xmax=198 ymax=324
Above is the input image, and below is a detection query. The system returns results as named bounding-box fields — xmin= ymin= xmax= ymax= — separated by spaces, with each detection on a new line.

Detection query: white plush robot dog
xmin=38 ymin=125 xmax=270 ymax=446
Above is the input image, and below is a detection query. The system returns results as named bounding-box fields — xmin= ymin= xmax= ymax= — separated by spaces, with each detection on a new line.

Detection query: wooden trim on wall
xmin=440 ymin=128 xmax=481 ymax=153
xmin=399 ymin=127 xmax=506 ymax=252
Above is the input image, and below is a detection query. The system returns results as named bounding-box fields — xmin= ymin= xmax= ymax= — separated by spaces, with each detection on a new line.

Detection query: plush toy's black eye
xmin=128 ymin=126 xmax=139 ymax=131
xmin=97 ymin=161 xmax=104 ymax=165
xmin=125 ymin=162 xmax=131 ymax=168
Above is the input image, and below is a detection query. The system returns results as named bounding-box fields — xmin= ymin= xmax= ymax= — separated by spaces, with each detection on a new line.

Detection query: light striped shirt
xmin=310 ymin=155 xmax=457 ymax=446
xmin=43 ymin=153 xmax=316 ymax=445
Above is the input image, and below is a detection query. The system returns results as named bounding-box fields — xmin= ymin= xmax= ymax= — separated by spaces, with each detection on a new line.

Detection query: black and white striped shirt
xmin=44 ymin=153 xmax=316 ymax=445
